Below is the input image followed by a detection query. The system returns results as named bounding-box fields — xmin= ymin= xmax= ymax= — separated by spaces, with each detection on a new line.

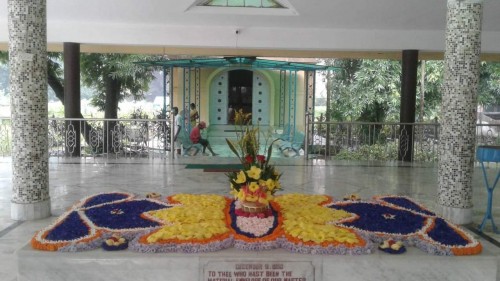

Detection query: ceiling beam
xmin=2 ymin=42 xmax=500 ymax=61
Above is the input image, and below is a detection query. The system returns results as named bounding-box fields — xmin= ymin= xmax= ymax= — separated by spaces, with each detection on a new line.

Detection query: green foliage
xmin=322 ymin=59 xmax=402 ymax=122
xmin=332 ymin=142 xmax=437 ymax=162
xmin=0 ymin=118 xmax=12 ymax=155
xmin=353 ymin=60 xmax=402 ymax=122
xmin=418 ymin=61 xmax=444 ymax=120
xmin=46 ymin=53 xmax=64 ymax=102
xmin=0 ymin=52 xmax=9 ymax=96
xmin=321 ymin=59 xmax=362 ymax=121
xmin=323 ymin=58 xmax=500 ymax=124
xmin=128 ymin=107 xmax=150 ymax=119
xmin=334 ymin=143 xmax=398 ymax=161
xmin=414 ymin=147 xmax=438 ymax=162
xmin=479 ymin=62 xmax=500 ymax=106
xmin=226 ymin=127 xmax=261 ymax=165
xmin=80 ymin=53 xmax=159 ymax=112
xmin=0 ymin=63 xmax=8 ymax=96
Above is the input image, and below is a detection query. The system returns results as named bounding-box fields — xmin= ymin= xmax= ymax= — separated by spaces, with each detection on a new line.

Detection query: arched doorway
xmin=210 ymin=69 xmax=270 ymax=125
xmin=228 ymin=70 xmax=253 ymax=124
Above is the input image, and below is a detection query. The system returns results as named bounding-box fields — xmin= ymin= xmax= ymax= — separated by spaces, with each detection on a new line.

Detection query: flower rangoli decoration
xmin=31 ymin=192 xmax=482 ymax=256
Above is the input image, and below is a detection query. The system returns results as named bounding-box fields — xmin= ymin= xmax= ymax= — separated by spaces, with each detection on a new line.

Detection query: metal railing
xmin=476 ymin=123 xmax=500 ymax=146
xmin=1 ymin=117 xmax=500 ymax=162
xmin=306 ymin=120 xmax=500 ymax=162
xmin=0 ymin=117 xmax=172 ymax=159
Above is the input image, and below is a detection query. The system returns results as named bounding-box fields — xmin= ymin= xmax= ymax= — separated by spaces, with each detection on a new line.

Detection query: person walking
xmin=189 ymin=103 xmax=199 ymax=128
xmin=172 ymin=107 xmax=182 ymax=155
xmin=190 ymin=121 xmax=218 ymax=156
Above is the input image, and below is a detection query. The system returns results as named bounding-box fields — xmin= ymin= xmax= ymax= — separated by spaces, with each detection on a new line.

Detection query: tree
xmin=80 ymin=53 xmax=157 ymax=119
xmin=478 ymin=62 xmax=500 ymax=107
xmin=417 ymin=61 xmax=444 ymax=121
xmin=1 ymin=51 xmax=161 ymax=152
xmin=322 ymin=59 xmax=401 ymax=122
xmin=0 ymin=52 xmax=10 ymax=96
xmin=321 ymin=58 xmax=362 ymax=121
xmin=351 ymin=60 xmax=401 ymax=122
xmin=324 ymin=58 xmax=500 ymax=123
xmin=79 ymin=53 xmax=159 ymax=151
xmin=47 ymin=53 xmax=64 ymax=102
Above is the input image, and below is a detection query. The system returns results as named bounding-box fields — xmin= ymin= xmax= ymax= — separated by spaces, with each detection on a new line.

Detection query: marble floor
xmin=1 ymin=154 xmax=500 ymax=280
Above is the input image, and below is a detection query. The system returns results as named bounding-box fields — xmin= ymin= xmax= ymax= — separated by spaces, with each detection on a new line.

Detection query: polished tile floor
xmin=1 ymin=154 xmax=500 ymax=280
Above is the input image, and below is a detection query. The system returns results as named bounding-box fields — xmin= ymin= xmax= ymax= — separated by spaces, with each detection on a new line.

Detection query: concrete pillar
xmin=8 ymin=0 xmax=51 ymax=220
xmin=438 ymin=0 xmax=483 ymax=224
xmin=64 ymin=42 xmax=81 ymax=156
xmin=399 ymin=50 xmax=418 ymax=162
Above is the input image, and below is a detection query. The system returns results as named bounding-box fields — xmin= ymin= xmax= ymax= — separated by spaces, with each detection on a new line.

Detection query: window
xmin=201 ymin=0 xmax=284 ymax=8
xmin=189 ymin=0 xmax=296 ymax=16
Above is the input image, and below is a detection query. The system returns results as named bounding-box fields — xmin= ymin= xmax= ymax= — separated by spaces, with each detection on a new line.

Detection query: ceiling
xmin=1 ymin=0 xmax=500 ymax=60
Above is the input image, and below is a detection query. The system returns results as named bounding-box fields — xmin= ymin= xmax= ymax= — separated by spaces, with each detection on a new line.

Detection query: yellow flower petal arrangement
xmin=145 ymin=194 xmax=229 ymax=243
xmin=275 ymin=194 xmax=364 ymax=247
xmin=135 ymin=193 xmax=370 ymax=254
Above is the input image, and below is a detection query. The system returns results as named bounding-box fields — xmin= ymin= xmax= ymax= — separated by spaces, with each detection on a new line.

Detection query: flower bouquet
xmin=226 ymin=127 xmax=282 ymax=214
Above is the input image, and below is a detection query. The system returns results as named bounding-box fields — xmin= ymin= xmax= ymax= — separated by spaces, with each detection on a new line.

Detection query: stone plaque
xmin=202 ymin=260 xmax=314 ymax=281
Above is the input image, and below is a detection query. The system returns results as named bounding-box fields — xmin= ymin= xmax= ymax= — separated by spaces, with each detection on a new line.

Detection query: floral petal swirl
xmin=275 ymin=194 xmax=361 ymax=245
xmin=144 ymin=194 xmax=229 ymax=243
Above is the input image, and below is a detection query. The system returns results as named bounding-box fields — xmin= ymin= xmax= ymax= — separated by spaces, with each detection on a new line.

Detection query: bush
xmin=332 ymin=142 xmax=437 ymax=162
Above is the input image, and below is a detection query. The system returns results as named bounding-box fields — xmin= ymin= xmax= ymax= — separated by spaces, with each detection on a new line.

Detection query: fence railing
xmin=1 ymin=117 xmax=500 ymax=162
xmin=1 ymin=117 xmax=172 ymax=159
xmin=306 ymin=121 xmax=500 ymax=162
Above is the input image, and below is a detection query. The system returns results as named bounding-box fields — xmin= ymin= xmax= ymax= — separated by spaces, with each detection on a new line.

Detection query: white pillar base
xmin=437 ymin=204 xmax=473 ymax=225
xmin=11 ymin=199 xmax=51 ymax=221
